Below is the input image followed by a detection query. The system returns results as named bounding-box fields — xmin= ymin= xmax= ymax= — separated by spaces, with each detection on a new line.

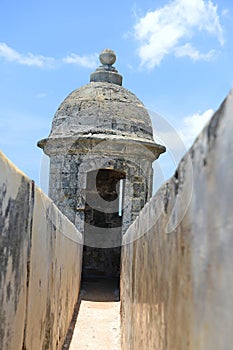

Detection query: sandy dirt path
xmin=63 ymin=278 xmax=121 ymax=350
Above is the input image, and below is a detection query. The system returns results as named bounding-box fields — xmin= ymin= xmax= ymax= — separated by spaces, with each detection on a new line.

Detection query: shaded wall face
xmin=0 ymin=151 xmax=83 ymax=350
xmin=0 ymin=164 xmax=32 ymax=350
xmin=120 ymin=91 xmax=233 ymax=350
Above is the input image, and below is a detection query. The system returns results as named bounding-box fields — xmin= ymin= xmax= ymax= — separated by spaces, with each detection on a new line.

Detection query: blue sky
xmin=0 ymin=0 xmax=232 ymax=193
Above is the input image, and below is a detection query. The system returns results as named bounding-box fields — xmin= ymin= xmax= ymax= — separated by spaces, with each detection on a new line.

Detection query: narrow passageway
xmin=62 ymin=168 xmax=123 ymax=349
xmin=63 ymin=277 xmax=121 ymax=350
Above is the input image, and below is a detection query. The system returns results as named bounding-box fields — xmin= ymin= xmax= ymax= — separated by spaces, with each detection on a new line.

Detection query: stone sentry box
xmin=38 ymin=49 xmax=165 ymax=278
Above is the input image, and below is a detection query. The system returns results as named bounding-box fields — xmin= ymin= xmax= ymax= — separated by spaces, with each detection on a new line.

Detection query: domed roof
xmin=38 ymin=49 xmax=165 ymax=156
xmin=49 ymin=81 xmax=154 ymax=142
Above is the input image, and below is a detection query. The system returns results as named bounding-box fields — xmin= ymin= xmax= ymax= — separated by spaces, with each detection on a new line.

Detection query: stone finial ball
xmin=99 ymin=49 xmax=116 ymax=66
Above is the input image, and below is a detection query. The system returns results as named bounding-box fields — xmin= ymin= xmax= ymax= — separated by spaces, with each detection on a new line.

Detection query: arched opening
xmin=82 ymin=169 xmax=125 ymax=283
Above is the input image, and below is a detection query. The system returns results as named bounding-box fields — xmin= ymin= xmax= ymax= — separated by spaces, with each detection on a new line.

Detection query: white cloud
xmin=152 ymin=107 xmax=214 ymax=190
xmin=153 ymin=108 xmax=214 ymax=155
xmin=0 ymin=42 xmax=98 ymax=70
xmin=0 ymin=42 xmax=55 ymax=68
xmin=35 ymin=92 xmax=48 ymax=98
xmin=63 ymin=53 xmax=99 ymax=69
xmin=134 ymin=0 xmax=224 ymax=68
xmin=175 ymin=43 xmax=216 ymax=61
xmin=221 ymin=9 xmax=229 ymax=17
xmin=179 ymin=108 xmax=214 ymax=147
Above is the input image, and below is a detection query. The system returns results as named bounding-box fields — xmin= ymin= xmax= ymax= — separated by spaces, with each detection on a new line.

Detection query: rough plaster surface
xmin=25 ymin=187 xmax=83 ymax=350
xmin=0 ymin=151 xmax=83 ymax=350
xmin=0 ymin=154 xmax=33 ymax=350
xmin=121 ymin=89 xmax=233 ymax=350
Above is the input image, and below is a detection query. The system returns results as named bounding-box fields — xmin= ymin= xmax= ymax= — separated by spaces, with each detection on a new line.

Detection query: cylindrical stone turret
xmin=38 ymin=49 xmax=165 ymax=278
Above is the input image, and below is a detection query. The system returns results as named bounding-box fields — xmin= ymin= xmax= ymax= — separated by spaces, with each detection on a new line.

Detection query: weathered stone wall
xmin=0 ymin=151 xmax=83 ymax=350
xmin=48 ymin=144 xmax=153 ymax=235
xmin=120 ymin=89 xmax=233 ymax=350
xmin=48 ymin=145 xmax=153 ymax=279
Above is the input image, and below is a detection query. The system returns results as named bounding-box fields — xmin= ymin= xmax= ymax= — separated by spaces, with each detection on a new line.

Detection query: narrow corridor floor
xmin=64 ymin=278 xmax=121 ymax=350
